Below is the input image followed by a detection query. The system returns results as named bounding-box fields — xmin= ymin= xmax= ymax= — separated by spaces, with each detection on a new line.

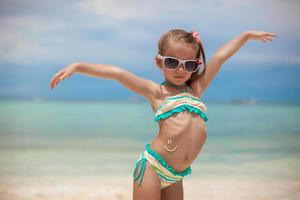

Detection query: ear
xmin=155 ymin=56 xmax=163 ymax=69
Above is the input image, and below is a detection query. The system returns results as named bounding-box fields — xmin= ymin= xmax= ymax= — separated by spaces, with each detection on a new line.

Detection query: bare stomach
xmin=150 ymin=112 xmax=207 ymax=172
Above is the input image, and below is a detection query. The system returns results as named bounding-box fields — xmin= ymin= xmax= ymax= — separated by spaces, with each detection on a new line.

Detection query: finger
xmin=265 ymin=38 xmax=272 ymax=42
xmin=265 ymin=35 xmax=275 ymax=41
xmin=50 ymin=71 xmax=63 ymax=86
xmin=266 ymin=36 xmax=273 ymax=41
xmin=50 ymin=79 xmax=58 ymax=89
xmin=51 ymin=73 xmax=63 ymax=89
xmin=50 ymin=76 xmax=59 ymax=89
xmin=54 ymin=72 xmax=65 ymax=84
xmin=261 ymin=36 xmax=270 ymax=41
xmin=59 ymin=74 xmax=67 ymax=81
xmin=54 ymin=80 xmax=60 ymax=88
xmin=55 ymin=72 xmax=68 ymax=85
xmin=50 ymin=78 xmax=57 ymax=89
xmin=256 ymin=37 xmax=265 ymax=42
xmin=266 ymin=32 xmax=277 ymax=37
xmin=268 ymin=33 xmax=277 ymax=37
xmin=57 ymin=70 xmax=65 ymax=75
xmin=264 ymin=38 xmax=272 ymax=42
xmin=261 ymin=38 xmax=267 ymax=42
xmin=53 ymin=71 xmax=64 ymax=79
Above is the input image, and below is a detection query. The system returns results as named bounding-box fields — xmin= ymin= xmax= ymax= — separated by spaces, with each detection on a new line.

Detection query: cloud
xmin=0 ymin=0 xmax=299 ymax=67
xmin=0 ymin=16 xmax=68 ymax=65
xmin=0 ymin=0 xmax=299 ymax=102
xmin=77 ymin=0 xmax=157 ymax=21
xmin=0 ymin=16 xmax=152 ymax=66
xmin=231 ymin=52 xmax=300 ymax=66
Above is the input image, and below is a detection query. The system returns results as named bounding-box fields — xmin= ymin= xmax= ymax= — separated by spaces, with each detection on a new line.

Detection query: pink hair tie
xmin=191 ymin=30 xmax=205 ymax=52
xmin=191 ymin=31 xmax=201 ymax=43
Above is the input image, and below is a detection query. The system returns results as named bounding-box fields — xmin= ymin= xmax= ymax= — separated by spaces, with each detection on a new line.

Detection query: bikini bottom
xmin=133 ymin=143 xmax=191 ymax=189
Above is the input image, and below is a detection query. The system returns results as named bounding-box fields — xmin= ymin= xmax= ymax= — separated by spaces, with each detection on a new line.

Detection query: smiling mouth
xmin=174 ymin=76 xmax=184 ymax=79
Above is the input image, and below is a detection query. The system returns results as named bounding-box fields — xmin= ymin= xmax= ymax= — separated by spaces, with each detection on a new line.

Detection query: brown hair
xmin=158 ymin=29 xmax=206 ymax=86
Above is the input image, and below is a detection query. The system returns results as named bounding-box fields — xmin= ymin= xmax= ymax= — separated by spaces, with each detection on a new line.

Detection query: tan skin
xmin=49 ymin=31 xmax=276 ymax=200
xmin=151 ymin=41 xmax=207 ymax=171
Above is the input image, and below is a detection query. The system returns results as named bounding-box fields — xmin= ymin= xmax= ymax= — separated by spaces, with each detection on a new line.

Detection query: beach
xmin=0 ymin=101 xmax=299 ymax=199
xmin=1 ymin=175 xmax=300 ymax=200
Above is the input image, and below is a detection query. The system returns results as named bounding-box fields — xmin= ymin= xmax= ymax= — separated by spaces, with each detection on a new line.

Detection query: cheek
xmin=163 ymin=68 xmax=172 ymax=75
xmin=163 ymin=69 xmax=177 ymax=79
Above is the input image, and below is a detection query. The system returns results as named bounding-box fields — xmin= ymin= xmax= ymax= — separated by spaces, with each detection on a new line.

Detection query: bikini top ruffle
xmin=153 ymin=92 xmax=208 ymax=122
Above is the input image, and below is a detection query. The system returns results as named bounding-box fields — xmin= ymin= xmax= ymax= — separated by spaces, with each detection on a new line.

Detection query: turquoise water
xmin=0 ymin=100 xmax=299 ymax=180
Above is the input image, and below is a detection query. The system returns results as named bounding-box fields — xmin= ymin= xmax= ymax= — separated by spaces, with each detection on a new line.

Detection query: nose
xmin=177 ymin=63 xmax=185 ymax=72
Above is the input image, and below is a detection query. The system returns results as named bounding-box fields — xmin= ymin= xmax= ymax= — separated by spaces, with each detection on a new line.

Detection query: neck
xmin=165 ymin=79 xmax=186 ymax=87
xmin=163 ymin=79 xmax=188 ymax=92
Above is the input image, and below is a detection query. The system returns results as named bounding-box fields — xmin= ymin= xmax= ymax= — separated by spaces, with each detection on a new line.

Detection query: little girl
xmin=49 ymin=29 xmax=276 ymax=200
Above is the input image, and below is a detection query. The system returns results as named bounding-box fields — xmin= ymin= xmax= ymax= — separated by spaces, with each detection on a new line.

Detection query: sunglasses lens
xmin=185 ymin=61 xmax=199 ymax=72
xmin=164 ymin=58 xmax=179 ymax=69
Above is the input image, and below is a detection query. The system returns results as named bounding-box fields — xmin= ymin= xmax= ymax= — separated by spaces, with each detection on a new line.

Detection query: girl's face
xmin=156 ymin=41 xmax=197 ymax=86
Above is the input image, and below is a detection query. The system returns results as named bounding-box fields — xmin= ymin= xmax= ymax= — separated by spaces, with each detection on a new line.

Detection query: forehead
xmin=164 ymin=40 xmax=196 ymax=59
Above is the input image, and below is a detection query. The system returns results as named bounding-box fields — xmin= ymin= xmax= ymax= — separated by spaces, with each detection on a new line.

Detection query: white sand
xmin=1 ymin=175 xmax=300 ymax=200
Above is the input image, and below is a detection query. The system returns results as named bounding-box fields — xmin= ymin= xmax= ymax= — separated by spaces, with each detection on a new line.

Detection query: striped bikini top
xmin=153 ymin=91 xmax=208 ymax=123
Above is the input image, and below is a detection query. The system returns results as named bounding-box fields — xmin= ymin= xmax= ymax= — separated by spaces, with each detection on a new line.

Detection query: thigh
xmin=161 ymin=179 xmax=183 ymax=200
xmin=133 ymin=162 xmax=161 ymax=200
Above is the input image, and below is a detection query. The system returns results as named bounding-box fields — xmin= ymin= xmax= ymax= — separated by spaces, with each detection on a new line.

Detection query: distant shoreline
xmin=0 ymin=97 xmax=299 ymax=105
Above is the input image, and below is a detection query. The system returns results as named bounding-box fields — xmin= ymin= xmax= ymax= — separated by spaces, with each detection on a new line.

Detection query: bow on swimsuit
xmin=133 ymin=80 xmax=208 ymax=189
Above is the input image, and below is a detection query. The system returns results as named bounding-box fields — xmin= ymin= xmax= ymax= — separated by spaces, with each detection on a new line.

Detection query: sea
xmin=0 ymin=100 xmax=299 ymax=181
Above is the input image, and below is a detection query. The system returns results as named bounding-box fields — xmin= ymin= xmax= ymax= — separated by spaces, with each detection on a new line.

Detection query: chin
xmin=173 ymin=79 xmax=187 ymax=85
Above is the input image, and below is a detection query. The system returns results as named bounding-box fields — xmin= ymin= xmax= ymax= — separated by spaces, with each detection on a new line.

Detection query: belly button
xmin=184 ymin=155 xmax=189 ymax=162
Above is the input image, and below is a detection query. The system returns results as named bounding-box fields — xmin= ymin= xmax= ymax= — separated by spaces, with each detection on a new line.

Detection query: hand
xmin=49 ymin=63 xmax=79 ymax=90
xmin=245 ymin=31 xmax=277 ymax=42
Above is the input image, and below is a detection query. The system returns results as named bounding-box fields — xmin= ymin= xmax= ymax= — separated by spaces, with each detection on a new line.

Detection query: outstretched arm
xmin=49 ymin=63 xmax=160 ymax=101
xmin=190 ymin=31 xmax=277 ymax=97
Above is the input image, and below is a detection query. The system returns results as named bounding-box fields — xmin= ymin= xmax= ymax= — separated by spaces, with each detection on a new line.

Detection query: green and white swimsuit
xmin=133 ymin=81 xmax=208 ymax=189
xmin=153 ymin=92 xmax=208 ymax=123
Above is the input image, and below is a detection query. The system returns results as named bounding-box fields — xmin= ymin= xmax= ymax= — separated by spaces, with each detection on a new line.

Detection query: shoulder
xmin=189 ymin=78 xmax=205 ymax=98
xmin=146 ymin=80 xmax=162 ymax=100
xmin=146 ymin=82 xmax=165 ymax=112
xmin=116 ymin=69 xmax=162 ymax=101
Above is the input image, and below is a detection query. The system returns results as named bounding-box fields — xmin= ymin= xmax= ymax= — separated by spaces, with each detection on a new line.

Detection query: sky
xmin=0 ymin=0 xmax=299 ymax=102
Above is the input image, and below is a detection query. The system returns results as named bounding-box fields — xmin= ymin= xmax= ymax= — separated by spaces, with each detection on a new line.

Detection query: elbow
xmin=115 ymin=67 xmax=125 ymax=82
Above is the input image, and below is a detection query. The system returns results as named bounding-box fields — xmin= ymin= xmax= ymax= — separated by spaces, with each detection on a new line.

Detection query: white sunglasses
xmin=157 ymin=54 xmax=203 ymax=73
